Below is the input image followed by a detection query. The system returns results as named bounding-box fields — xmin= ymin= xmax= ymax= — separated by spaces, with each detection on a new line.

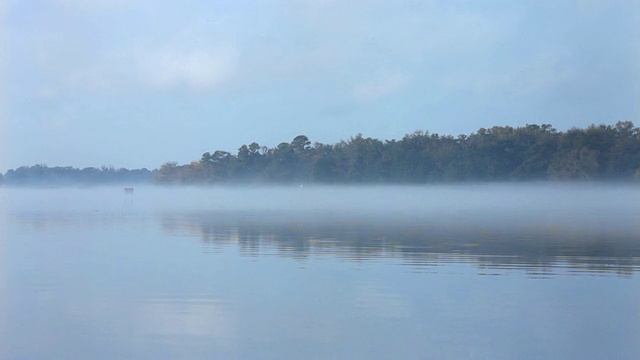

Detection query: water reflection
xmin=5 ymin=186 xmax=640 ymax=359
xmin=136 ymin=297 xmax=235 ymax=341
xmin=354 ymin=282 xmax=411 ymax=319
xmin=159 ymin=211 xmax=640 ymax=277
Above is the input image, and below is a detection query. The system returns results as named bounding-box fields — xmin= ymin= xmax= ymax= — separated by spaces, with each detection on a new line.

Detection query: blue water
xmin=1 ymin=184 xmax=639 ymax=359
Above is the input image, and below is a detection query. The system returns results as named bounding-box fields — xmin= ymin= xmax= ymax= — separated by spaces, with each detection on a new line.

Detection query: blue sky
xmin=1 ymin=0 xmax=638 ymax=170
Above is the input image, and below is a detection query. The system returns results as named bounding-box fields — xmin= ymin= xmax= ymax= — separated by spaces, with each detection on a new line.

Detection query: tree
xmin=548 ymin=148 xmax=600 ymax=180
xmin=155 ymin=162 xmax=180 ymax=184
xmin=151 ymin=122 xmax=640 ymax=184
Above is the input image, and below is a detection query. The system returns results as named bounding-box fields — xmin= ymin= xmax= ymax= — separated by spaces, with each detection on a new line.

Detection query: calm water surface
xmin=1 ymin=184 xmax=640 ymax=359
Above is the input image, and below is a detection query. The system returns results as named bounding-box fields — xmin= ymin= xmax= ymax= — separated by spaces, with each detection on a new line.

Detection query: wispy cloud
xmin=134 ymin=47 xmax=238 ymax=90
xmin=448 ymin=53 xmax=575 ymax=96
xmin=353 ymin=72 xmax=411 ymax=101
xmin=55 ymin=0 xmax=136 ymax=14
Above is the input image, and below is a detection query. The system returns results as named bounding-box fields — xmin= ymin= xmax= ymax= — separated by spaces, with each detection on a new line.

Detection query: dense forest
xmin=2 ymin=121 xmax=639 ymax=186
xmin=0 ymin=165 xmax=154 ymax=185
xmin=155 ymin=121 xmax=640 ymax=184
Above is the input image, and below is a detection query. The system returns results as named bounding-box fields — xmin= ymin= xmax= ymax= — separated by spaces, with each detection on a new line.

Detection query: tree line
xmin=155 ymin=121 xmax=640 ymax=184
xmin=0 ymin=165 xmax=154 ymax=185
xmin=2 ymin=121 xmax=638 ymax=186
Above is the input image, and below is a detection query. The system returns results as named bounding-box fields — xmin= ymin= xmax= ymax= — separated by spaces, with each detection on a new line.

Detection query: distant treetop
xmin=153 ymin=121 xmax=640 ymax=184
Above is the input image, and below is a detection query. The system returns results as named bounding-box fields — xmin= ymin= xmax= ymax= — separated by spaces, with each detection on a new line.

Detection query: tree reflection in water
xmin=159 ymin=210 xmax=640 ymax=278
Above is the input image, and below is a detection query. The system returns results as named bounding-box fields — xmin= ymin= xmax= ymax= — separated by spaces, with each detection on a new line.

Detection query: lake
xmin=1 ymin=184 xmax=639 ymax=359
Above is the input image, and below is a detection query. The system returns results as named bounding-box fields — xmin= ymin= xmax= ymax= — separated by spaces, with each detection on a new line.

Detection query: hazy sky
xmin=1 ymin=0 xmax=638 ymax=170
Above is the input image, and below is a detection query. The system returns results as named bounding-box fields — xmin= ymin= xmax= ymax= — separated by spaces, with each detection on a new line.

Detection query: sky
xmin=1 ymin=0 xmax=639 ymax=170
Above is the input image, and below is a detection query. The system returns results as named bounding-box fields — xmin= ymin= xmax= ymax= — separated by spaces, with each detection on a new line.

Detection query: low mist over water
xmin=4 ymin=182 xmax=639 ymax=218
xmin=2 ymin=184 xmax=640 ymax=358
